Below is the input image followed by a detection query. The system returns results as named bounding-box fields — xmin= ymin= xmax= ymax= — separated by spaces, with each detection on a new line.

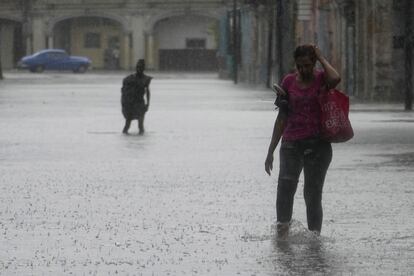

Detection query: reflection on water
xmin=270 ymin=220 xmax=336 ymax=275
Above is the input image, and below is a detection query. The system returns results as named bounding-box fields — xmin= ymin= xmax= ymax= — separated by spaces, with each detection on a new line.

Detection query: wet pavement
xmin=0 ymin=71 xmax=413 ymax=275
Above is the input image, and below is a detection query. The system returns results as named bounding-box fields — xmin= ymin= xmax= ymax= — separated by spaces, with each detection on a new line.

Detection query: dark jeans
xmin=277 ymin=138 xmax=332 ymax=232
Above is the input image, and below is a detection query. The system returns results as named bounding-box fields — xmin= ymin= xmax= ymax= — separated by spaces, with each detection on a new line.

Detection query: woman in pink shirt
xmin=265 ymin=45 xmax=341 ymax=237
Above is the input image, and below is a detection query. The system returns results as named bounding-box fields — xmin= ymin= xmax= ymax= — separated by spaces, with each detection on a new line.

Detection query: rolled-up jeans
xmin=277 ymin=138 xmax=332 ymax=232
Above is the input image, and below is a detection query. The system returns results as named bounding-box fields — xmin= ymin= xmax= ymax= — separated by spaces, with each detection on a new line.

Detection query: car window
xmin=47 ymin=52 xmax=67 ymax=60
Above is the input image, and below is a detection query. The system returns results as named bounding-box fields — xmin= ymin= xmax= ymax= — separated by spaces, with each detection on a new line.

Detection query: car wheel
xmin=34 ymin=65 xmax=44 ymax=73
xmin=74 ymin=65 xmax=87 ymax=73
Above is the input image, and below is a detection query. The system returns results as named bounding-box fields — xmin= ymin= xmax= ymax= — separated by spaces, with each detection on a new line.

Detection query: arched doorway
xmin=53 ymin=16 xmax=129 ymax=70
xmin=0 ymin=18 xmax=24 ymax=69
xmin=153 ymin=15 xmax=219 ymax=71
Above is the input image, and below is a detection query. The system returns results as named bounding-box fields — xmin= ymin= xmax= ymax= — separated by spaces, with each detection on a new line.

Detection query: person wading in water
xmin=265 ymin=45 xmax=341 ymax=238
xmin=121 ymin=59 xmax=152 ymax=135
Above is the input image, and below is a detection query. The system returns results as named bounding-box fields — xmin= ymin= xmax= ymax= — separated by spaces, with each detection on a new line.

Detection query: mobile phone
xmin=272 ymin=83 xmax=286 ymax=95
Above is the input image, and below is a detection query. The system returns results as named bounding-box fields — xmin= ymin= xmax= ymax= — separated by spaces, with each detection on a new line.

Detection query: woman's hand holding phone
xmin=272 ymin=83 xmax=287 ymax=96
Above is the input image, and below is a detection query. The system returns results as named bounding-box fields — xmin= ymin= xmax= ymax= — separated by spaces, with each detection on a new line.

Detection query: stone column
xmin=122 ymin=33 xmax=131 ymax=70
xmin=48 ymin=35 xmax=53 ymax=49
xmin=339 ymin=0 xmax=356 ymax=96
xmin=276 ymin=0 xmax=295 ymax=81
xmin=372 ymin=0 xmax=393 ymax=100
xmin=146 ymin=32 xmax=155 ymax=70
xmin=26 ymin=36 xmax=32 ymax=55
xmin=32 ymin=16 xmax=46 ymax=52
xmin=296 ymin=0 xmax=313 ymax=44
xmin=22 ymin=20 xmax=32 ymax=55
xmin=355 ymin=0 xmax=372 ymax=100
xmin=130 ymin=16 xmax=146 ymax=64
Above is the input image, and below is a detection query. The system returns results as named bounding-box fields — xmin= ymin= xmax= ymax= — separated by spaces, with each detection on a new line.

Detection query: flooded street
xmin=0 ymin=72 xmax=413 ymax=275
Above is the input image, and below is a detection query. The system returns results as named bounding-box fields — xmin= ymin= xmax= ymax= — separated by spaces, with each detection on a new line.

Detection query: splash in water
xmin=271 ymin=220 xmax=326 ymax=244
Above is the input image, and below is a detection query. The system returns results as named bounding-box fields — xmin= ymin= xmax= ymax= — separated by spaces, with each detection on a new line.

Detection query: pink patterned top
xmin=281 ymin=70 xmax=326 ymax=141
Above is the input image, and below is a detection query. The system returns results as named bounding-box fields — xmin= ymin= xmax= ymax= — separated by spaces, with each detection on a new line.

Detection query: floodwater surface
xmin=0 ymin=72 xmax=413 ymax=275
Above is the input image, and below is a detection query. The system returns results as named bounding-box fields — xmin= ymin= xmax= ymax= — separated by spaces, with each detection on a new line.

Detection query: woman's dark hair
xmin=294 ymin=45 xmax=316 ymax=63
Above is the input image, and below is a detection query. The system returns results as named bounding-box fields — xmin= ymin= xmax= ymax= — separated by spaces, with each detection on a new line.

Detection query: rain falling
xmin=0 ymin=1 xmax=413 ymax=275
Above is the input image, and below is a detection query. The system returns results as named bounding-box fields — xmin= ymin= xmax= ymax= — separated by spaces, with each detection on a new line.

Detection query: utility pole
xmin=0 ymin=57 xmax=3 ymax=80
xmin=266 ymin=0 xmax=275 ymax=88
xmin=22 ymin=0 xmax=32 ymax=55
xmin=405 ymin=0 xmax=413 ymax=110
xmin=233 ymin=0 xmax=238 ymax=84
xmin=0 ymin=23 xmax=3 ymax=79
xmin=276 ymin=0 xmax=283 ymax=81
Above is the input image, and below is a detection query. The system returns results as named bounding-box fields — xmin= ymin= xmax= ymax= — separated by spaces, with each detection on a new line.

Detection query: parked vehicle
xmin=17 ymin=49 xmax=92 ymax=73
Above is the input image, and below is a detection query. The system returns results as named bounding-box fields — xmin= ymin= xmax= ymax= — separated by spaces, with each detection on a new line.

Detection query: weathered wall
xmin=245 ymin=0 xmax=410 ymax=102
xmin=155 ymin=15 xmax=217 ymax=50
xmin=69 ymin=19 xmax=124 ymax=69
xmin=355 ymin=0 xmax=393 ymax=101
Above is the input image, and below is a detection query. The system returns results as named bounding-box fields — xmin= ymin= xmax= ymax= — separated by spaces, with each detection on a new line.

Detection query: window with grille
xmin=84 ymin=33 xmax=101 ymax=48
xmin=186 ymin=38 xmax=206 ymax=49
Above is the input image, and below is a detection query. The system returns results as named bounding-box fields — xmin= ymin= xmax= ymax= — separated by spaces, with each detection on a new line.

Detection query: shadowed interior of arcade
xmin=152 ymin=15 xmax=219 ymax=71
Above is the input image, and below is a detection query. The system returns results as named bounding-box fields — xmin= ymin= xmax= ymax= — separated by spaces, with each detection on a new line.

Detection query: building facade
xmin=229 ymin=0 xmax=413 ymax=102
xmin=1 ymin=0 xmax=412 ymax=102
xmin=0 ymin=0 xmax=228 ymax=70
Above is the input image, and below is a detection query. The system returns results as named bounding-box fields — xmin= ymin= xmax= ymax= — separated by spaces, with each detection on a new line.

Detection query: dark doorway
xmin=159 ymin=49 xmax=218 ymax=71
xmin=104 ymin=35 xmax=120 ymax=69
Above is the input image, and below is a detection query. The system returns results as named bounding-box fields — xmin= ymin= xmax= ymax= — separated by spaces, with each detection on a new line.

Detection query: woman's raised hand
xmin=312 ymin=45 xmax=323 ymax=61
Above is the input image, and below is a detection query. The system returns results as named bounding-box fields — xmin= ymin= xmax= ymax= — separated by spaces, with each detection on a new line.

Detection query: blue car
xmin=18 ymin=49 xmax=92 ymax=73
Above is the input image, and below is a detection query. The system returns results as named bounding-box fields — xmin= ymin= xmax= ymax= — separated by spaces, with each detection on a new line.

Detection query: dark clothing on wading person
xmin=121 ymin=59 xmax=152 ymax=134
xmin=265 ymin=45 xmax=341 ymax=238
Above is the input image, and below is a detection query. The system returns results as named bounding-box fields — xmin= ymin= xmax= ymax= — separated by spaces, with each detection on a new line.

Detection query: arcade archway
xmin=152 ymin=14 xmax=219 ymax=71
xmin=53 ymin=16 xmax=130 ymax=69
